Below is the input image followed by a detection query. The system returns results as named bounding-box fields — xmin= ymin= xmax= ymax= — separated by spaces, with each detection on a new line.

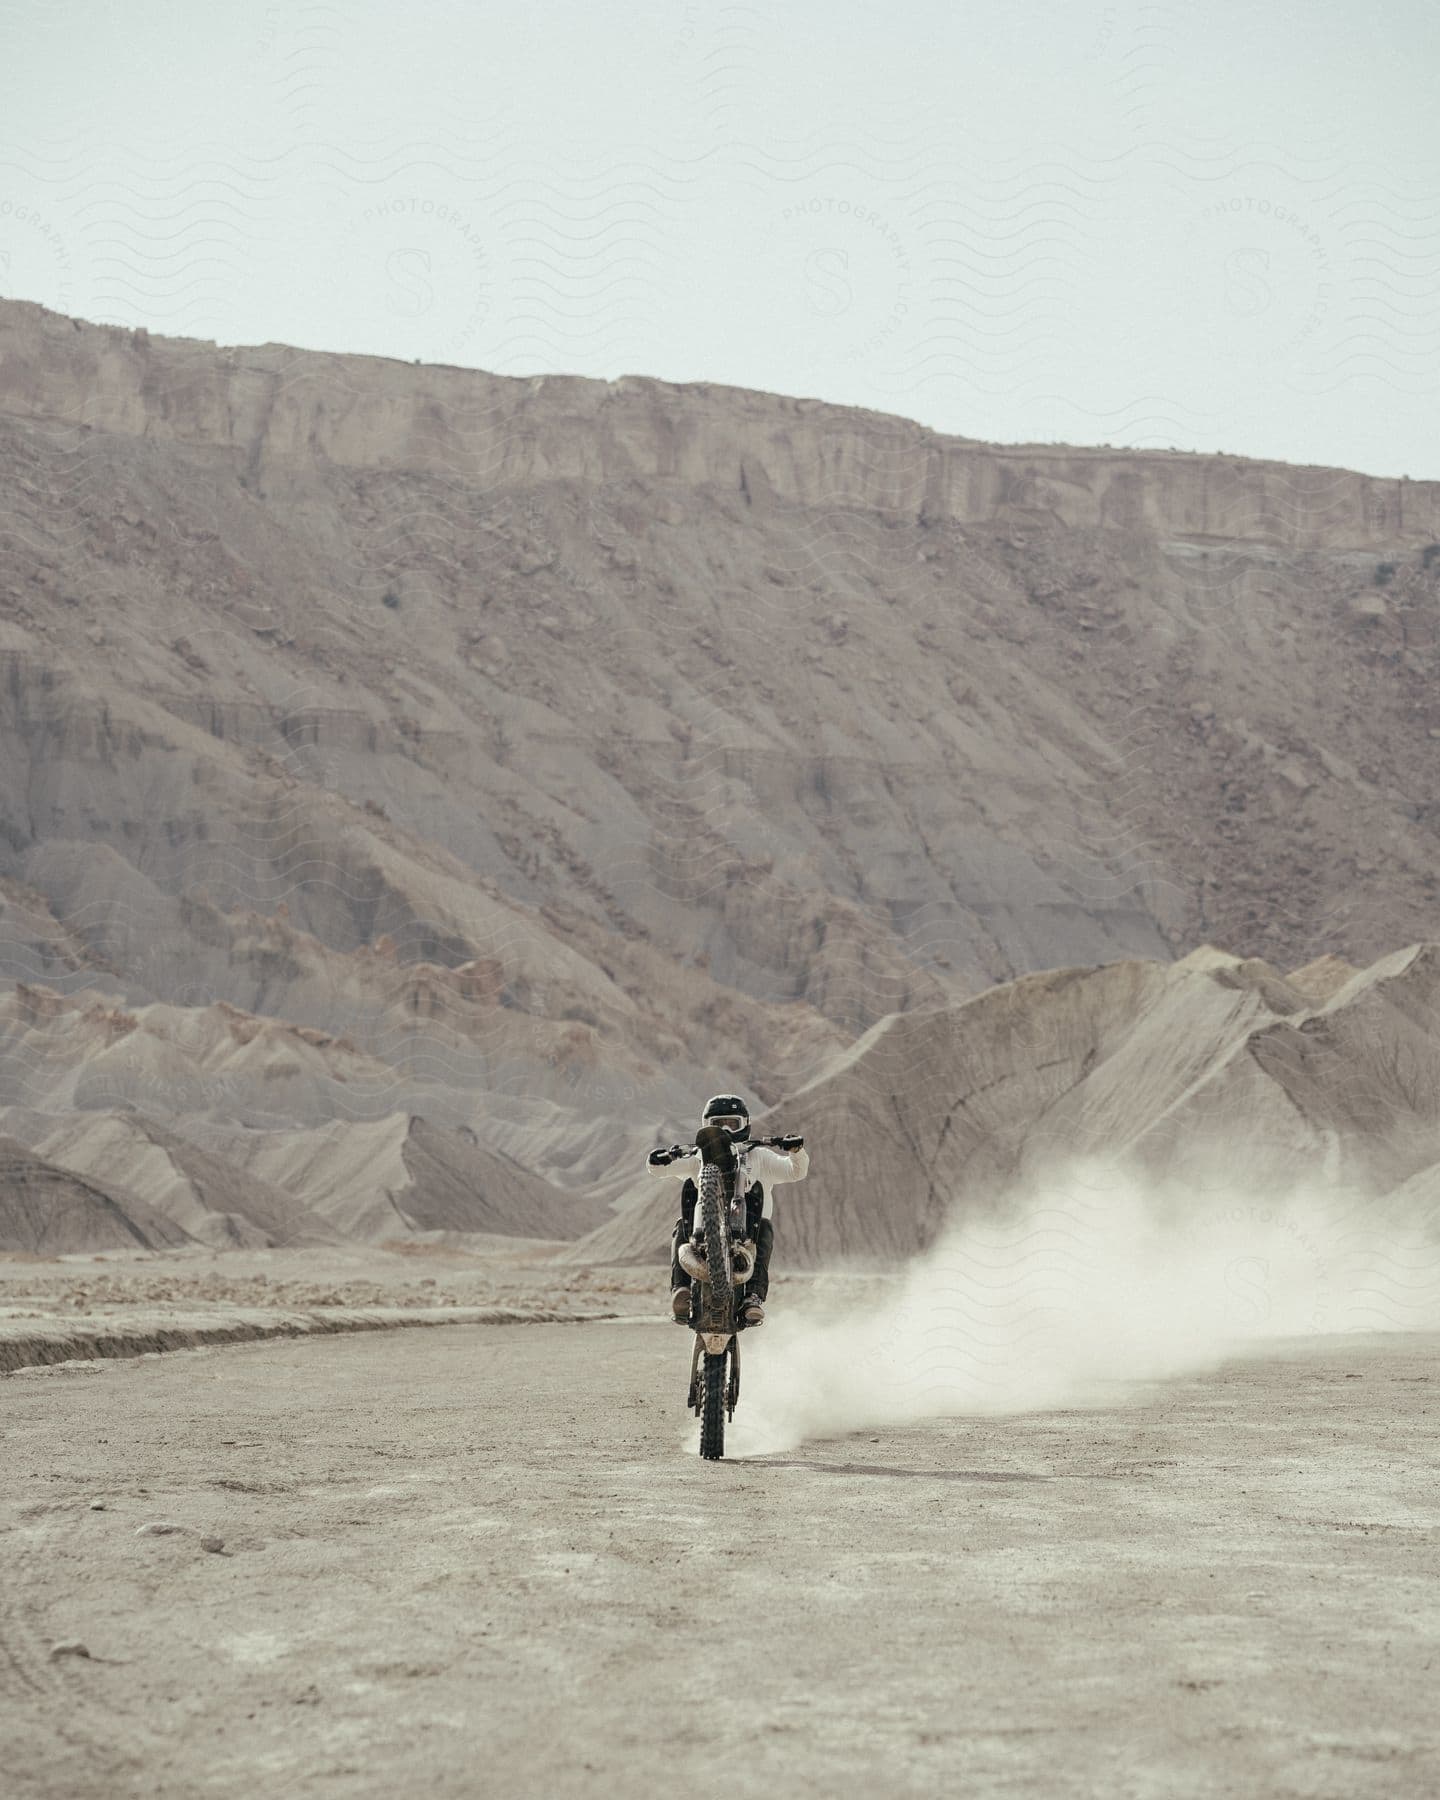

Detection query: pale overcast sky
xmin=2 ymin=0 xmax=1437 ymax=476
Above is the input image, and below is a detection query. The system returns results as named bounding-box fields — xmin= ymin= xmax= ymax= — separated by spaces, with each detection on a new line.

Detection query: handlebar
xmin=648 ymin=1133 xmax=804 ymax=1167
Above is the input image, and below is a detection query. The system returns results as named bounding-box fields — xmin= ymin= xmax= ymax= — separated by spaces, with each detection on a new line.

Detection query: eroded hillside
xmin=1 ymin=296 xmax=1438 ymax=1236
xmin=579 ymin=943 xmax=1440 ymax=1269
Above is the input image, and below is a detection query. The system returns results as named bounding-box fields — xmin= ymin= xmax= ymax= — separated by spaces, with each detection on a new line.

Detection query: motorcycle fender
xmin=700 ymin=1332 xmax=732 ymax=1357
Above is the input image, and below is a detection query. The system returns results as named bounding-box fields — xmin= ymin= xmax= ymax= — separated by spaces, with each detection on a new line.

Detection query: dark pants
xmin=670 ymin=1180 xmax=774 ymax=1302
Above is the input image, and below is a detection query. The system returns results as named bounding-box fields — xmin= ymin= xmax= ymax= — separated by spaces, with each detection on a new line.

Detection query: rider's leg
xmin=740 ymin=1218 xmax=774 ymax=1324
xmin=750 ymin=1218 xmax=774 ymax=1301
xmin=669 ymin=1218 xmax=686 ymax=1290
xmin=669 ymin=1179 xmax=699 ymax=1321
xmin=670 ymin=1221 xmax=691 ymax=1319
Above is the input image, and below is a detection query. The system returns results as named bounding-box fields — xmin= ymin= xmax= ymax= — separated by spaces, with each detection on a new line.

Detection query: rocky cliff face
xmin=1 ymin=295 xmax=1438 ymax=1238
xmin=5 ymin=301 xmax=1436 ymax=549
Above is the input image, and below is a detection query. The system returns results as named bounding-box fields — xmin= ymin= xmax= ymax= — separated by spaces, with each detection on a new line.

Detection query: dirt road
xmin=4 ymin=1321 xmax=1438 ymax=1799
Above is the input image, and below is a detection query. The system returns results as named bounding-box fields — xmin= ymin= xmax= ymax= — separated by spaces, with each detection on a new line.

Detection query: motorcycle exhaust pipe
xmin=678 ymin=1240 xmax=755 ymax=1285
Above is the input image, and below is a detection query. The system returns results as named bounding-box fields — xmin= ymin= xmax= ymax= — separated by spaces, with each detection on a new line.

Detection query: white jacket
xmin=660 ymin=1142 xmax=809 ymax=1222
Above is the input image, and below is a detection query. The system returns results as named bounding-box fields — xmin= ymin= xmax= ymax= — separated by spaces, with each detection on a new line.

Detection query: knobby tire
xmin=699 ymin=1162 xmax=731 ymax=1297
xmin=697 ymin=1162 xmax=733 ymax=1460
xmin=700 ymin=1352 xmax=727 ymax=1460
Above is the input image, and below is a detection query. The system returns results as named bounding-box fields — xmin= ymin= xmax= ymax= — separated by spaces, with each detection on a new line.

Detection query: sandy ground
xmin=0 ymin=1245 xmax=662 ymax=1369
xmin=3 ymin=1320 xmax=1438 ymax=1800
xmin=0 ymin=1241 xmax=659 ymax=1317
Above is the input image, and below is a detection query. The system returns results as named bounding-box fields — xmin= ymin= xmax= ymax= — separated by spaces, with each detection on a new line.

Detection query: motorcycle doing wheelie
xmin=672 ymin=1120 xmax=792 ymax=1461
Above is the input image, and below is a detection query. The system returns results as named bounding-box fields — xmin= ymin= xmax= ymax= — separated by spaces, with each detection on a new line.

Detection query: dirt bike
xmin=668 ymin=1122 xmax=801 ymax=1461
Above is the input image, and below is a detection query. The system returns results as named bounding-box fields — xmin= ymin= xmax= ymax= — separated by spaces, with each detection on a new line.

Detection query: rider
xmin=648 ymin=1094 xmax=809 ymax=1327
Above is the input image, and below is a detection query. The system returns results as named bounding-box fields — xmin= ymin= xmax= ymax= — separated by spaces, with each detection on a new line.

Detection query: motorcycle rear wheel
xmin=699 ymin=1162 xmax=731 ymax=1298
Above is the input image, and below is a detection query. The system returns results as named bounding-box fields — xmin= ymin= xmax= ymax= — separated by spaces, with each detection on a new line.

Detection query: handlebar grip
xmin=648 ymin=1144 xmax=691 ymax=1166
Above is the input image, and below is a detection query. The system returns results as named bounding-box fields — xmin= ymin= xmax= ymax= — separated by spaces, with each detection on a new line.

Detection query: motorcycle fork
xmin=686 ymin=1335 xmax=703 ymax=1413
xmin=686 ymin=1333 xmax=740 ymax=1420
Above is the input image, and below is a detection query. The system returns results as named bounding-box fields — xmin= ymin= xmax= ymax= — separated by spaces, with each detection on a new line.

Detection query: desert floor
xmin=4 ymin=1303 xmax=1438 ymax=1799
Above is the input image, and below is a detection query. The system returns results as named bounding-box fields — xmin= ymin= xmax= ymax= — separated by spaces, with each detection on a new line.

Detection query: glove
xmin=775 ymin=1134 xmax=805 ymax=1153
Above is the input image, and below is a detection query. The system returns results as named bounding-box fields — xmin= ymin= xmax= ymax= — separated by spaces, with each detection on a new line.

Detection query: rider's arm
xmin=746 ymin=1143 xmax=809 ymax=1184
xmin=647 ymin=1146 xmax=699 ymax=1179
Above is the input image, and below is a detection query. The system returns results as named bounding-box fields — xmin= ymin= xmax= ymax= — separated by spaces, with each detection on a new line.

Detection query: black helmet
xmin=701 ymin=1093 xmax=750 ymax=1140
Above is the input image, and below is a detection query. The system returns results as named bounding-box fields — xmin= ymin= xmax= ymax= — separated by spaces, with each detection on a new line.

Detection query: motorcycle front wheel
xmin=700 ymin=1351 xmax=727 ymax=1460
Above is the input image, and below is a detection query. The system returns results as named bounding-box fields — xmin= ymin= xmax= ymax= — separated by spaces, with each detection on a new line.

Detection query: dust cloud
xmin=718 ymin=1161 xmax=1440 ymax=1457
